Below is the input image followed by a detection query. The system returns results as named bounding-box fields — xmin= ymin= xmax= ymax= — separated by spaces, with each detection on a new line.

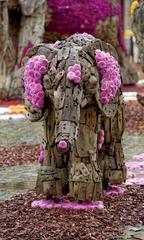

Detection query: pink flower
xmin=97 ymin=61 xmax=107 ymax=68
xmin=95 ymin=50 xmax=121 ymax=105
xmin=34 ymin=61 xmax=42 ymax=70
xmin=67 ymin=71 xmax=76 ymax=81
xmin=57 ymin=140 xmax=68 ymax=150
xmin=28 ymin=60 xmax=35 ymax=69
xmin=101 ymin=81 xmax=109 ymax=91
xmin=39 ymin=66 xmax=47 ymax=74
xmin=68 ymin=66 xmax=74 ymax=72
xmin=73 ymin=64 xmax=81 ymax=71
xmin=75 ymin=70 xmax=81 ymax=76
xmin=23 ymin=55 xmax=48 ymax=109
xmin=42 ymin=59 xmax=49 ymax=66
xmin=67 ymin=64 xmax=81 ymax=84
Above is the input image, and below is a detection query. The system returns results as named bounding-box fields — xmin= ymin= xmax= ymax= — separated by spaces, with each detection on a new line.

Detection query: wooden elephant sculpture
xmin=23 ymin=33 xmax=126 ymax=201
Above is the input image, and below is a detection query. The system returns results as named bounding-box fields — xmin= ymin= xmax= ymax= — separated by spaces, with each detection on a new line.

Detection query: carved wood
xmin=24 ymin=33 xmax=126 ymax=201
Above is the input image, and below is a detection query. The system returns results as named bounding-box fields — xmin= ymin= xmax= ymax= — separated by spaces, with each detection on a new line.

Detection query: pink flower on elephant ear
xmin=101 ymin=81 xmax=110 ymax=91
xmin=24 ymin=54 xmax=49 ymax=109
xmin=28 ymin=60 xmax=35 ymax=69
xmin=34 ymin=84 xmax=43 ymax=93
xmin=95 ymin=49 xmax=121 ymax=105
xmin=95 ymin=49 xmax=105 ymax=59
xmin=39 ymin=66 xmax=47 ymax=74
xmin=34 ymin=61 xmax=42 ymax=70
xmin=42 ymin=59 xmax=49 ymax=66
xmin=100 ymin=97 xmax=109 ymax=104
xmin=97 ymin=61 xmax=107 ymax=69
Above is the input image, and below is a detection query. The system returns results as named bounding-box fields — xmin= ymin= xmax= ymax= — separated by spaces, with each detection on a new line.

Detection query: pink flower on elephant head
xmin=67 ymin=64 xmax=81 ymax=84
xmin=95 ymin=49 xmax=121 ymax=105
xmin=23 ymin=55 xmax=49 ymax=109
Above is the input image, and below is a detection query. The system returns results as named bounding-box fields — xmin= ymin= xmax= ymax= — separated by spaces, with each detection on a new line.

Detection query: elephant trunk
xmin=55 ymin=120 xmax=78 ymax=154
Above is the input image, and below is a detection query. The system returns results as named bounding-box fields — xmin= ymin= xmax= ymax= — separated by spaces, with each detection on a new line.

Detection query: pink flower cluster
xmin=38 ymin=144 xmax=44 ymax=164
xmin=67 ymin=64 xmax=81 ymax=84
xmin=95 ymin=49 xmax=121 ymax=104
xmin=57 ymin=140 xmax=68 ymax=150
xmin=104 ymin=185 xmax=125 ymax=196
xmin=24 ymin=55 xmax=48 ymax=108
xmin=32 ymin=199 xmax=104 ymax=209
xmin=97 ymin=129 xmax=105 ymax=150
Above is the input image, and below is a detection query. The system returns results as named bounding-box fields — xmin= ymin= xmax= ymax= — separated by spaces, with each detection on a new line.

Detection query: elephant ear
xmin=22 ymin=43 xmax=59 ymax=118
xmin=82 ymin=38 xmax=123 ymax=118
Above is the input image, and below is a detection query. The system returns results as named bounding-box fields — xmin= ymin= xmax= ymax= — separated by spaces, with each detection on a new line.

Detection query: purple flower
xmin=39 ymin=66 xmax=47 ymax=74
xmin=95 ymin=49 xmax=121 ymax=105
xmin=67 ymin=64 xmax=81 ymax=84
xmin=73 ymin=64 xmax=81 ymax=71
xmin=97 ymin=61 xmax=107 ymax=68
xmin=23 ymin=55 xmax=48 ymax=109
xmin=67 ymin=71 xmax=76 ymax=81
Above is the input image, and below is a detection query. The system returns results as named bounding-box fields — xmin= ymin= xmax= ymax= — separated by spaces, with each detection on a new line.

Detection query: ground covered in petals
xmin=125 ymin=101 xmax=144 ymax=134
xmin=0 ymin=186 xmax=143 ymax=240
xmin=0 ymin=144 xmax=39 ymax=168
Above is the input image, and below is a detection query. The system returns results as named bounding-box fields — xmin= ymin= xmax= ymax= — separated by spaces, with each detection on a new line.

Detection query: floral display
xmin=67 ymin=64 xmax=81 ymax=84
xmin=95 ymin=49 xmax=121 ymax=104
xmin=47 ymin=0 xmax=127 ymax=53
xmin=23 ymin=55 xmax=49 ymax=108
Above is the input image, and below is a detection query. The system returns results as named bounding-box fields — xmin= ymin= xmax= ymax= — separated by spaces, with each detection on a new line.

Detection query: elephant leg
xmin=68 ymin=152 xmax=102 ymax=201
xmin=98 ymin=105 xmax=126 ymax=186
xmin=36 ymin=147 xmax=69 ymax=198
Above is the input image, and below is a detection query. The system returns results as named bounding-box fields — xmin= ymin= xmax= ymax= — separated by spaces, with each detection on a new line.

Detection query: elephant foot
xmin=36 ymin=166 xmax=68 ymax=197
xmin=68 ymin=180 xmax=102 ymax=201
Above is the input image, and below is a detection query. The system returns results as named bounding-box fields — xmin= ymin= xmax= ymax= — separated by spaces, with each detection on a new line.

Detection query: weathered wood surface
xmin=132 ymin=0 xmax=144 ymax=70
xmin=24 ymin=34 xmax=126 ymax=201
xmin=132 ymin=0 xmax=144 ymax=105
